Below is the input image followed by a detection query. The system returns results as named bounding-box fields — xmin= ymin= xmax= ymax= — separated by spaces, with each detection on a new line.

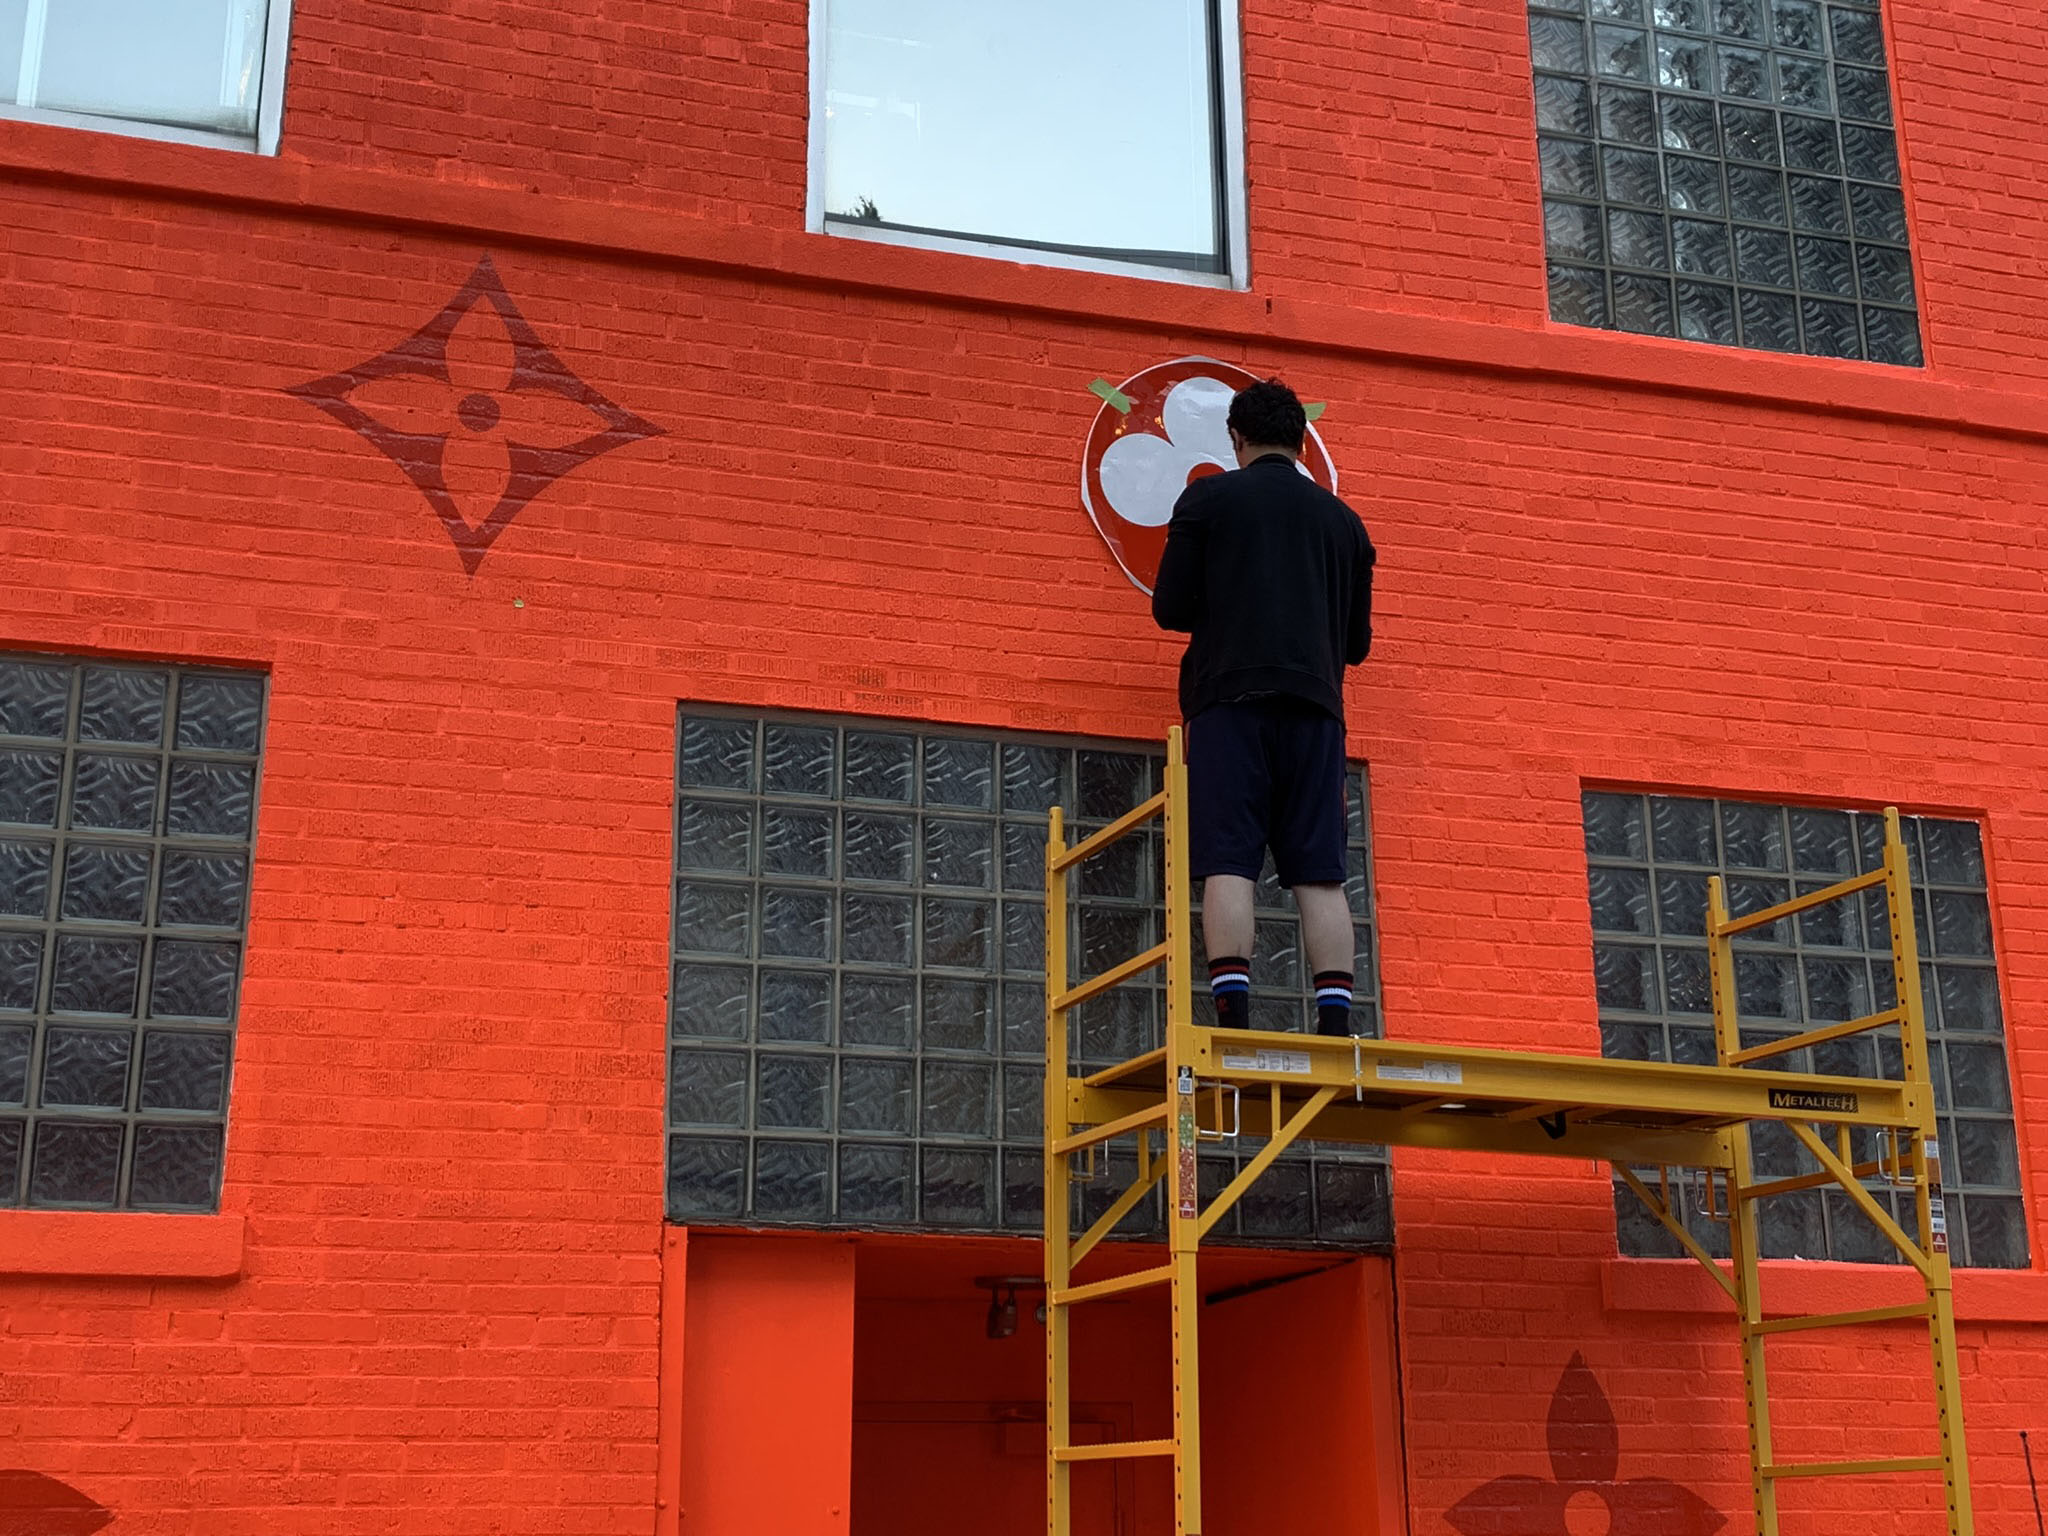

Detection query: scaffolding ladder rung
xmin=1713 ymin=867 xmax=1887 ymax=938
xmin=1739 ymin=1157 xmax=1889 ymax=1201
xmin=1051 ymin=1101 xmax=1167 ymax=1156
xmin=1761 ymin=1456 xmax=1946 ymax=1480
xmin=1750 ymin=1303 xmax=1929 ymax=1335
xmin=1051 ymin=1263 xmax=1174 ymax=1307
xmin=1728 ymin=1007 xmax=1904 ymax=1065
xmin=1083 ymin=1047 xmax=1166 ymax=1087
xmin=1055 ymin=1439 xmax=1177 ymax=1463
xmin=1050 ymin=792 xmax=1167 ymax=872
xmin=1055 ymin=943 xmax=1170 ymax=1012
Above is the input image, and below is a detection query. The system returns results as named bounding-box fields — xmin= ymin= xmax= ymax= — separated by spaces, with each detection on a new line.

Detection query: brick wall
xmin=2 ymin=0 xmax=2046 ymax=1530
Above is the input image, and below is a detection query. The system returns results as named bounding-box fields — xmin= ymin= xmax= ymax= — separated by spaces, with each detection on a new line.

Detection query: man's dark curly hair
xmin=1226 ymin=377 xmax=1307 ymax=452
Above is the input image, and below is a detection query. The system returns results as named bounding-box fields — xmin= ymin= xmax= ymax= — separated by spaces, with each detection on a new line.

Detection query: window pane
xmin=0 ymin=750 xmax=63 ymax=828
xmin=176 ymin=674 xmax=265 ymax=753
xmin=753 ymin=1141 xmax=831 ymax=1220
xmin=30 ymin=1120 xmax=123 ymax=1206
xmin=34 ymin=0 xmax=269 ymax=135
xmin=78 ymin=668 xmax=166 ymax=745
xmin=128 ymin=1122 xmax=222 ymax=1209
xmin=0 ymin=658 xmax=70 ymax=738
xmin=0 ymin=3 xmax=24 ymax=109
xmin=0 ymin=839 xmax=53 ymax=919
xmin=821 ymin=0 xmax=1223 ymax=271
xmin=667 ymin=1136 xmax=746 ymax=1220
xmin=138 ymin=1030 xmax=230 ymax=1112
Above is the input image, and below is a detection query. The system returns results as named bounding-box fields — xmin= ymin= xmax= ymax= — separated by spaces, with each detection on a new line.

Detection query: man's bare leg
xmin=1294 ymin=882 xmax=1354 ymax=976
xmin=1202 ymin=875 xmax=1256 ymax=1029
xmin=1202 ymin=874 xmax=1256 ymax=960
xmin=1295 ymin=881 xmax=1358 ymax=1036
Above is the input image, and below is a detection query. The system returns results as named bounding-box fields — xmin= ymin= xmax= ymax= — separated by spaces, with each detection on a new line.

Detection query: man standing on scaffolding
xmin=1152 ymin=378 xmax=1376 ymax=1038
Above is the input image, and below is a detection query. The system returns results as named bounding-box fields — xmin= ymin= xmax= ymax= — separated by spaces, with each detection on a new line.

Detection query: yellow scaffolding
xmin=1043 ymin=727 xmax=1973 ymax=1536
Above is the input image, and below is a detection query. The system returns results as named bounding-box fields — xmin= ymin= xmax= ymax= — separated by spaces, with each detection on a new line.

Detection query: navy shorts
xmin=1186 ymin=699 xmax=1348 ymax=887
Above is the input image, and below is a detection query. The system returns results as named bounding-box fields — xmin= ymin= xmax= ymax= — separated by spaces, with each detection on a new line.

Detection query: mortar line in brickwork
xmin=4 ymin=131 xmax=2048 ymax=453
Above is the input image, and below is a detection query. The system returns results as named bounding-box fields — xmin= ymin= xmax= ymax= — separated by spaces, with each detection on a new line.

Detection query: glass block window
xmin=1 ymin=654 xmax=264 ymax=1210
xmin=1584 ymin=792 xmax=2026 ymax=1268
xmin=1529 ymin=0 xmax=1921 ymax=365
xmin=668 ymin=710 xmax=1389 ymax=1248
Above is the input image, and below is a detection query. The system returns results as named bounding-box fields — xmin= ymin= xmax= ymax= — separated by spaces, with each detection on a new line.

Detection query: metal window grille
xmin=1584 ymin=791 xmax=2027 ymax=1268
xmin=0 ymin=654 xmax=265 ymax=1210
xmin=1528 ymin=0 xmax=1922 ymax=365
xmin=668 ymin=709 xmax=1390 ymax=1246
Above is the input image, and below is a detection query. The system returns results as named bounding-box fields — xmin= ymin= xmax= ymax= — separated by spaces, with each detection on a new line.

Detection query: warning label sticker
xmin=1929 ymin=1193 xmax=1950 ymax=1254
xmin=1376 ymin=1060 xmax=1463 ymax=1086
xmin=1220 ymin=1049 xmax=1312 ymax=1075
xmin=1175 ymin=1067 xmax=1197 ymax=1218
xmin=1768 ymin=1087 xmax=1859 ymax=1114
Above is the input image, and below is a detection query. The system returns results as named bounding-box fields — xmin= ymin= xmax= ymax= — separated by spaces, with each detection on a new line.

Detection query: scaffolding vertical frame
xmin=1044 ymin=736 xmax=1976 ymax=1536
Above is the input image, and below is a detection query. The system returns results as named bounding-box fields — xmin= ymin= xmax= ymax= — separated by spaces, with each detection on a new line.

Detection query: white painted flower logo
xmin=1096 ymin=375 xmax=1237 ymax=529
xmin=1079 ymin=357 xmax=1338 ymax=595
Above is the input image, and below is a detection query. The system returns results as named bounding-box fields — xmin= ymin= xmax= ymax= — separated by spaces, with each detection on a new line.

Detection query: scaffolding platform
xmin=1043 ymin=728 xmax=1973 ymax=1536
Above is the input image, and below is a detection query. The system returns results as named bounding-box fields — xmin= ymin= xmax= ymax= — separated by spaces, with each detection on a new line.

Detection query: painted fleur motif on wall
xmin=0 ymin=1470 xmax=113 ymax=1535
xmin=1445 ymin=1354 xmax=1726 ymax=1536
xmin=289 ymin=254 xmax=664 ymax=574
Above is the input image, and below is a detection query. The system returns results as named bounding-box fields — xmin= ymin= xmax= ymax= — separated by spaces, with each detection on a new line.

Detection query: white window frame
xmin=0 ymin=0 xmax=294 ymax=154
xmin=806 ymin=0 xmax=1250 ymax=291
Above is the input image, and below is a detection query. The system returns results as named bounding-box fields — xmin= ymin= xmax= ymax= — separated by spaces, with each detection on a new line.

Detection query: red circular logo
xmin=1080 ymin=357 xmax=1338 ymax=595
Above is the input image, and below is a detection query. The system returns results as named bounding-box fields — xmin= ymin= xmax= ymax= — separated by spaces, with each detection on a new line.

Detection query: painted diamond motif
xmin=289 ymin=254 xmax=664 ymax=574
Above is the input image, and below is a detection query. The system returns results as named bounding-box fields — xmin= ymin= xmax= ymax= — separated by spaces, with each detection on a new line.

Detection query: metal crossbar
xmin=1727 ymin=1007 xmax=1905 ymax=1065
xmin=1044 ymin=735 xmax=1975 ymax=1536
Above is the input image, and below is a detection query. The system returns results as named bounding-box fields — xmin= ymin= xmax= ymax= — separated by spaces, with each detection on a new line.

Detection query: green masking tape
xmin=1089 ymin=378 xmax=1134 ymax=415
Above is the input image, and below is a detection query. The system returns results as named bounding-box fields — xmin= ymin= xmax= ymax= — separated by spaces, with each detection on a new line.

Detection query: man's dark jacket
xmin=1151 ymin=453 xmax=1375 ymax=722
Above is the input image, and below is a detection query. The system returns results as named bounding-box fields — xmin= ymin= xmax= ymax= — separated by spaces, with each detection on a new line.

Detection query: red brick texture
xmin=1 ymin=0 xmax=2046 ymax=1531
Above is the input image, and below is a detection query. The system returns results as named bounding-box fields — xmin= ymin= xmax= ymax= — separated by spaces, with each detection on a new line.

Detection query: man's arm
xmin=1150 ymin=487 xmax=1208 ymax=632
xmin=1344 ymin=534 xmax=1377 ymax=664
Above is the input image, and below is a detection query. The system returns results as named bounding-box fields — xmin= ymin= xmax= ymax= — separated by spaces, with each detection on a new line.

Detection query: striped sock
xmin=1314 ymin=971 xmax=1355 ymax=1037
xmin=1208 ymin=955 xmax=1251 ymax=1030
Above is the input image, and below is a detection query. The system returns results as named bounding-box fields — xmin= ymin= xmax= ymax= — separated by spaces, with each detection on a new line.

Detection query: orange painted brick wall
xmin=2 ymin=0 xmax=2046 ymax=1531
xmin=273 ymin=0 xmax=2048 ymax=366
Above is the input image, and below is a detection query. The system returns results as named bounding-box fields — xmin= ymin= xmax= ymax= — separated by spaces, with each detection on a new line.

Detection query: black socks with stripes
xmin=1208 ymin=955 xmax=1251 ymax=1030
xmin=1315 ymin=970 xmax=1355 ymax=1037
xmin=1212 ymin=958 xmax=1353 ymax=1035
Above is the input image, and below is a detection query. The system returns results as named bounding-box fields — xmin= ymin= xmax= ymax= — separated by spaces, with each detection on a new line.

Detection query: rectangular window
xmin=1584 ymin=791 xmax=2027 ymax=1269
xmin=1528 ymin=0 xmax=1921 ymax=365
xmin=0 ymin=654 xmax=265 ymax=1210
xmin=669 ymin=710 xmax=1388 ymax=1246
xmin=0 ymin=0 xmax=292 ymax=153
xmin=810 ymin=0 xmax=1247 ymax=286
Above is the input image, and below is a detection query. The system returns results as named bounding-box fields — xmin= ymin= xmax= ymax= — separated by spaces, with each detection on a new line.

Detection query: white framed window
xmin=0 ymin=0 xmax=292 ymax=154
xmin=808 ymin=0 xmax=1249 ymax=288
